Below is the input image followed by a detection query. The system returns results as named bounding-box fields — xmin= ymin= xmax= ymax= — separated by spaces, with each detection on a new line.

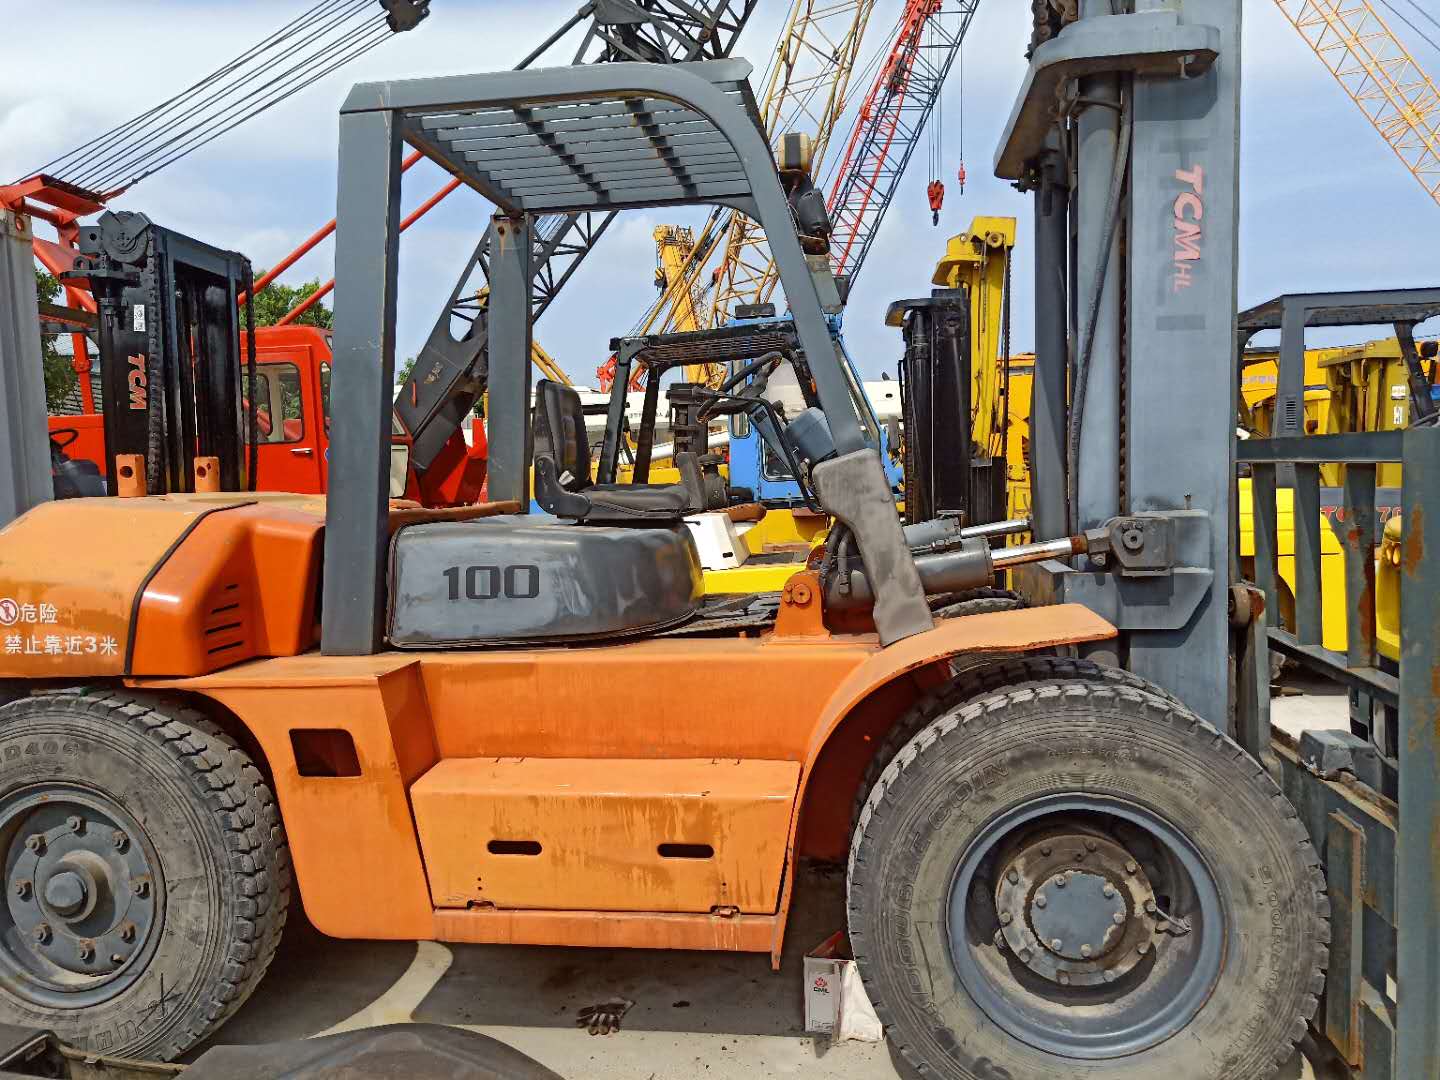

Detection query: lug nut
xmin=1054 ymin=874 xmax=1067 ymax=888
xmin=1050 ymin=938 xmax=1063 ymax=950
xmin=1058 ymin=972 xmax=1070 ymax=986
xmin=1034 ymin=894 xmax=1047 ymax=909
xmin=1104 ymin=970 xmax=1118 ymax=983
xmin=112 ymin=830 xmax=129 ymax=852
xmin=1080 ymin=944 xmax=1093 ymax=958
xmin=66 ymin=816 xmax=83 ymax=834
xmin=999 ymin=911 xmax=1013 ymax=926
xmin=132 ymin=879 xmax=149 ymax=898
xmin=111 ymin=954 xmax=124 ymax=964
xmin=1124 ymin=860 xmax=1138 ymax=874
xmin=1006 ymin=869 xmax=1019 ymax=885
xmin=1144 ymin=899 xmax=1157 ymax=915
xmin=13 ymin=880 xmax=31 ymax=901
xmin=1102 ymin=883 xmax=1115 ymax=898
xmin=32 ymin=923 xmax=50 ymax=945
xmin=24 ymin=835 xmax=44 ymax=855
xmin=1113 ymin=912 xmax=1126 ymax=925
xmin=1084 ymin=839 xmax=1098 ymax=852
xmin=1019 ymin=949 xmax=1032 ymax=963
xmin=119 ymin=923 xmax=136 ymax=943
xmin=78 ymin=940 xmax=94 ymax=963
xmin=1040 ymin=845 xmax=1052 ymax=856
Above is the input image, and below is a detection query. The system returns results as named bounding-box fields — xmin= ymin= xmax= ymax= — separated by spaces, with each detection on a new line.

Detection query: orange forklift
xmin=0 ymin=50 xmax=1323 ymax=1079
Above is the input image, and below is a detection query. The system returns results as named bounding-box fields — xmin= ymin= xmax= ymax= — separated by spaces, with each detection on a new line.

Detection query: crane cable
xmin=17 ymin=0 xmax=429 ymax=196
xmin=927 ymin=18 xmax=945 ymax=224
xmin=1376 ymin=0 xmax=1440 ymax=53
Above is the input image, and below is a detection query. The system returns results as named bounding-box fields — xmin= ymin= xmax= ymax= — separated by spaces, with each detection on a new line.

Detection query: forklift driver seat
xmin=533 ymin=380 xmax=692 ymax=524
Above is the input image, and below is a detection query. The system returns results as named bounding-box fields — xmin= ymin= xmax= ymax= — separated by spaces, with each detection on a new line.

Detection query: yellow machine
xmin=1238 ymin=335 xmax=1425 ymax=659
xmin=998 ymin=353 xmax=1035 ymax=532
xmin=929 ymin=216 xmax=1017 ymax=474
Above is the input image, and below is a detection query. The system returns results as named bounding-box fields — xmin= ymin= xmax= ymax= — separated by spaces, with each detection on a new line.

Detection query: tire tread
xmin=0 ymin=689 xmax=289 ymax=1059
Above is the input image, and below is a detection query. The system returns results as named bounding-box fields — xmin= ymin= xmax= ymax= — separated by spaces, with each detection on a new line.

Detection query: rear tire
xmin=0 ymin=690 xmax=289 ymax=1060
xmin=848 ymin=679 xmax=1327 ymax=1079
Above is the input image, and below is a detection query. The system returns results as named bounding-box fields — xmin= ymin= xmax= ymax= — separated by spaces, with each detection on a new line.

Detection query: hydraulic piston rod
xmin=990 ymin=534 xmax=1086 ymax=568
xmin=963 ymin=517 xmax=1031 ymax=541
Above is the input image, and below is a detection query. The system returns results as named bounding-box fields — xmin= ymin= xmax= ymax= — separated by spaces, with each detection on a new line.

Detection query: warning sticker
xmin=3 ymin=634 xmax=116 ymax=657
xmin=132 ymin=304 xmax=146 ymax=333
xmin=0 ymin=600 xmax=56 ymax=627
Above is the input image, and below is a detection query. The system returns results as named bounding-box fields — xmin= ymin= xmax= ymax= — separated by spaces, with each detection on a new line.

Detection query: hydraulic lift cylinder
xmin=825 ymin=534 xmax=1085 ymax=611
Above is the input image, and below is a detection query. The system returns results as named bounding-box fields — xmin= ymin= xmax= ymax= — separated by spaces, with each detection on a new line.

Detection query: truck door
xmin=245 ymin=359 xmax=323 ymax=492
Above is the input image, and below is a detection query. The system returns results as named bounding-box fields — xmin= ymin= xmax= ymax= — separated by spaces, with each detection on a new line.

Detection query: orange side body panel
xmin=0 ymin=497 xmax=255 ymax=677
xmin=140 ymin=605 xmax=1116 ymax=952
xmin=412 ymin=757 xmax=799 ymax=913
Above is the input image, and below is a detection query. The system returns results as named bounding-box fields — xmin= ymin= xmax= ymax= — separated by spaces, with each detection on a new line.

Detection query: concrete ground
xmin=204 ymin=676 xmax=1347 ymax=1079
xmin=1270 ymin=668 xmax=1350 ymax=737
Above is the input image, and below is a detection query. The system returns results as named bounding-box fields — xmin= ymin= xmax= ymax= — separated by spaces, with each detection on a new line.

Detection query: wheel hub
xmin=42 ymin=870 xmax=89 ymax=918
xmin=1 ymin=788 xmax=161 ymax=1003
xmin=993 ymin=831 xmax=1158 ymax=987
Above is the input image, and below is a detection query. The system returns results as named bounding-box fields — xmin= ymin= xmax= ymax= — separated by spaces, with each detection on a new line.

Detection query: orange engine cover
xmin=410 ymin=757 xmax=800 ymax=914
xmin=0 ymin=495 xmax=323 ymax=680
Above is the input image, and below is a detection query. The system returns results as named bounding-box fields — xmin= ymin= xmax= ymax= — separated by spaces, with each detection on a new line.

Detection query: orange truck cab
xmin=48 ymin=324 xmax=487 ymax=506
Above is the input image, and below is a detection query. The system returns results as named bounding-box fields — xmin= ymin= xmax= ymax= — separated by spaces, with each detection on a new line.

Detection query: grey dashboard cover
xmin=387 ymin=517 xmax=703 ymax=647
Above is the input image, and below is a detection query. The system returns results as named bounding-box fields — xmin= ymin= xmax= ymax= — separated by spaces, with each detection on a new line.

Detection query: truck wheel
xmin=852 ymin=656 xmax=1180 ymax=829
xmin=848 ymin=680 xmax=1327 ymax=1079
xmin=0 ymin=690 xmax=289 ymax=1060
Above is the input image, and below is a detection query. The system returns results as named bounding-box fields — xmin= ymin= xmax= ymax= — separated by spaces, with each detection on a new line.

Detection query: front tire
xmin=848 ymin=679 xmax=1327 ymax=1079
xmin=0 ymin=690 xmax=289 ymax=1060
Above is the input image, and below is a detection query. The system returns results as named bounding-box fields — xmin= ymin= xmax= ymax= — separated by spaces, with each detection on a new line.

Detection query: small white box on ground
xmin=804 ymin=931 xmax=883 ymax=1042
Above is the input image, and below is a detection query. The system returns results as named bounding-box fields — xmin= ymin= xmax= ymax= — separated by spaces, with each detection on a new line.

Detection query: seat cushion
xmin=388 ymin=517 xmax=702 ymax=646
xmin=584 ymin=482 xmax=692 ymax=522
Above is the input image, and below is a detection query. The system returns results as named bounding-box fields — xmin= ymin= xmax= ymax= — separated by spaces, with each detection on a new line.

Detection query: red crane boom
xmin=826 ymin=0 xmax=976 ymax=281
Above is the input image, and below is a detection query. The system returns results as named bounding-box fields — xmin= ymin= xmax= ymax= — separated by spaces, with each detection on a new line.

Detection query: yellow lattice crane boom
xmin=706 ymin=0 xmax=878 ymax=322
xmin=1275 ymin=0 xmax=1440 ymax=206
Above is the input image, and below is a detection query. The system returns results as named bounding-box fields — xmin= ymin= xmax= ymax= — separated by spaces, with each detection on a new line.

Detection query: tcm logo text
xmin=1171 ymin=164 xmax=1204 ymax=293
xmin=127 ymin=354 xmax=147 ymax=411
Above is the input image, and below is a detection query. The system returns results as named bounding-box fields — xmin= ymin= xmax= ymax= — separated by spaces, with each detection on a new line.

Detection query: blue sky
xmin=4 ymin=0 xmax=1439 ymax=381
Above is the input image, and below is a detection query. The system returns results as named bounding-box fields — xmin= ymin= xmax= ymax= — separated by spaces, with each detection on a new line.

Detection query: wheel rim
xmin=0 ymin=784 xmax=164 ymax=1008
xmin=945 ymin=794 xmax=1224 ymax=1059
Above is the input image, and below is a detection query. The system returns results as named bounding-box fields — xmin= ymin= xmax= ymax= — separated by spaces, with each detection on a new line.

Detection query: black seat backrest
xmin=534 ymin=379 xmax=591 ymax=491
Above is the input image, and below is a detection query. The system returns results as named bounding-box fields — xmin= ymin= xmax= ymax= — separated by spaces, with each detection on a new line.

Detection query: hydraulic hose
xmin=1066 ymin=85 xmax=1132 ymax=535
